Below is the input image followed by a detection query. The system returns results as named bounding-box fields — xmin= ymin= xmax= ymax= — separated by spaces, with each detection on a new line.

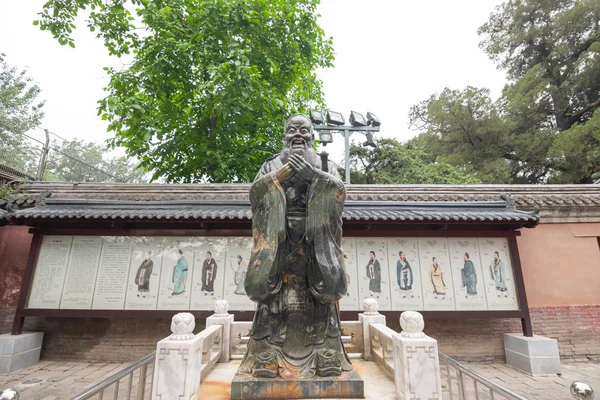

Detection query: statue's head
xmin=282 ymin=114 xmax=314 ymax=160
xmin=464 ymin=252 xmax=469 ymax=261
xmin=494 ymin=251 xmax=500 ymax=261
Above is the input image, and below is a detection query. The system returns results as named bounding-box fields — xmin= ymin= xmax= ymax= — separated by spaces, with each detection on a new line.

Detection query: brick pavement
xmin=0 ymin=359 xmax=598 ymax=399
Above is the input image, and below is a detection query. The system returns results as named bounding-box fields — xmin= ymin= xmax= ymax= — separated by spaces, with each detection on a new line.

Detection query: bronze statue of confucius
xmin=240 ymin=114 xmax=352 ymax=379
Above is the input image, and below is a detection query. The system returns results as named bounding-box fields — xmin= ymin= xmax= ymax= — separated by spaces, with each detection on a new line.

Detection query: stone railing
xmin=360 ymin=299 xmax=443 ymax=400
xmin=152 ymin=311 xmax=223 ymax=399
xmin=151 ymin=298 xmax=442 ymax=400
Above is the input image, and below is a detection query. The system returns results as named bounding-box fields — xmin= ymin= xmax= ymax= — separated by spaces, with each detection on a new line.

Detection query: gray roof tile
xmin=4 ymin=198 xmax=538 ymax=227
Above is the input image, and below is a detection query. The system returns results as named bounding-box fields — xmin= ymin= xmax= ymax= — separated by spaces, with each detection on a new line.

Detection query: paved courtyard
xmin=0 ymin=358 xmax=597 ymax=399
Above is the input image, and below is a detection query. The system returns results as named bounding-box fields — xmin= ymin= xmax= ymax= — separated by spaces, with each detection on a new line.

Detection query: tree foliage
xmin=410 ymin=0 xmax=600 ymax=184
xmin=46 ymin=139 xmax=149 ymax=183
xmin=0 ymin=54 xmax=45 ymax=177
xmin=36 ymin=0 xmax=334 ymax=183
xmin=349 ymin=138 xmax=480 ymax=185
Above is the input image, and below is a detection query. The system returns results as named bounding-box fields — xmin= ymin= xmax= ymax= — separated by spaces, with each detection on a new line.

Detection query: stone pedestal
xmin=0 ymin=332 xmax=43 ymax=373
xmin=230 ymin=369 xmax=364 ymax=399
xmin=152 ymin=313 xmax=202 ymax=400
xmin=358 ymin=298 xmax=386 ymax=361
xmin=206 ymin=299 xmax=234 ymax=363
xmin=393 ymin=312 xmax=442 ymax=400
xmin=503 ymin=333 xmax=561 ymax=375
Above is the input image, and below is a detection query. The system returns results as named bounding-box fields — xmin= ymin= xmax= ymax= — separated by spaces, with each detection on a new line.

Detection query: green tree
xmin=36 ymin=0 xmax=334 ymax=183
xmin=411 ymin=0 xmax=600 ymax=183
xmin=409 ymin=87 xmax=516 ymax=183
xmin=0 ymin=54 xmax=45 ymax=177
xmin=480 ymin=0 xmax=600 ymax=183
xmin=349 ymin=138 xmax=480 ymax=185
xmin=45 ymin=139 xmax=148 ymax=183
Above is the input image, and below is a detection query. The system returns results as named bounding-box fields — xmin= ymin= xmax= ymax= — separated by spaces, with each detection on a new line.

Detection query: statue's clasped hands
xmin=276 ymin=154 xmax=315 ymax=183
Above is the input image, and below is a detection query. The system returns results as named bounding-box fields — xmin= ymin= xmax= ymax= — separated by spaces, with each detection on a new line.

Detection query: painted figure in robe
xmin=135 ymin=251 xmax=153 ymax=297
xmin=366 ymin=251 xmax=381 ymax=295
xmin=490 ymin=251 xmax=507 ymax=292
xmin=231 ymin=255 xmax=247 ymax=295
xmin=461 ymin=252 xmax=477 ymax=295
xmin=172 ymin=249 xmax=188 ymax=295
xmin=396 ymin=251 xmax=413 ymax=291
xmin=429 ymin=256 xmax=447 ymax=295
xmin=201 ymin=251 xmax=218 ymax=293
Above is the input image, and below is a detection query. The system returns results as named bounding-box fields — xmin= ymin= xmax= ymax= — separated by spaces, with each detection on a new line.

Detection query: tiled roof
xmin=5 ymin=198 xmax=539 ymax=227
xmin=6 ymin=182 xmax=599 ymax=223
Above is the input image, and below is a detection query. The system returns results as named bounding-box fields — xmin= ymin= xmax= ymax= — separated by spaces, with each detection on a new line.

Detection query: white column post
xmin=206 ymin=299 xmax=234 ymax=363
xmin=152 ymin=313 xmax=203 ymax=400
xmin=358 ymin=298 xmax=386 ymax=361
xmin=393 ymin=311 xmax=442 ymax=400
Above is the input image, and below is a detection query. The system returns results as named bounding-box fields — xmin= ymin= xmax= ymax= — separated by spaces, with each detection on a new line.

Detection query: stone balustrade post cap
xmin=169 ymin=312 xmax=195 ymax=340
xmin=400 ymin=311 xmax=425 ymax=338
xmin=214 ymin=299 xmax=230 ymax=316
xmin=363 ymin=297 xmax=379 ymax=315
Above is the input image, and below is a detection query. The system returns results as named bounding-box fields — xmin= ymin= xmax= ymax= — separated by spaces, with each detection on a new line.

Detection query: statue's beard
xmin=281 ymin=144 xmax=316 ymax=164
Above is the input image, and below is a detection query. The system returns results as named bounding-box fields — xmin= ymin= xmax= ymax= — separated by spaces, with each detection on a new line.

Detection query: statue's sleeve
xmin=306 ymin=170 xmax=347 ymax=303
xmin=245 ymin=167 xmax=286 ymax=303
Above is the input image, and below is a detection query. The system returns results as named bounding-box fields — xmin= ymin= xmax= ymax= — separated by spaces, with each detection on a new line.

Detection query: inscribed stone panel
xmin=124 ymin=237 xmax=164 ymax=310
xmin=60 ymin=236 xmax=103 ymax=309
xmin=387 ymin=237 xmax=424 ymax=311
xmin=190 ymin=237 xmax=227 ymax=310
xmin=339 ymin=237 xmax=360 ymax=310
xmin=418 ymin=238 xmax=456 ymax=311
xmin=448 ymin=238 xmax=489 ymax=310
xmin=222 ymin=237 xmax=255 ymax=311
xmin=28 ymin=236 xmax=73 ymax=309
xmin=157 ymin=237 xmax=195 ymax=310
xmin=356 ymin=238 xmax=392 ymax=310
xmin=92 ymin=237 xmax=133 ymax=309
xmin=478 ymin=238 xmax=519 ymax=310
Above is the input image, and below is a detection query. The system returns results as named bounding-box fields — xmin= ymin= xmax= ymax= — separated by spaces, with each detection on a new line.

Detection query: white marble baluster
xmin=393 ymin=311 xmax=442 ymax=400
xmin=206 ymin=299 xmax=234 ymax=363
xmin=358 ymin=298 xmax=386 ymax=361
xmin=152 ymin=312 xmax=203 ymax=400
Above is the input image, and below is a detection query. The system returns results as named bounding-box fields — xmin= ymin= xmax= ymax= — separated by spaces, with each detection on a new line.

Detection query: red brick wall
xmin=22 ymin=317 xmax=186 ymax=362
xmin=1 ymin=304 xmax=593 ymax=363
xmin=0 ymin=226 xmax=32 ymax=307
xmin=0 ymin=226 xmax=32 ymax=333
xmin=428 ymin=305 xmax=600 ymax=362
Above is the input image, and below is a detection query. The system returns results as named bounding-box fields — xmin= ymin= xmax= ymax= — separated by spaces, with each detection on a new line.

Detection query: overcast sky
xmin=0 ymin=0 xmax=507 ymax=165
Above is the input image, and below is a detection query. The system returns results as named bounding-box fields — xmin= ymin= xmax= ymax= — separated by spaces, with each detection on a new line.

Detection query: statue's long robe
xmin=242 ymin=154 xmax=350 ymax=378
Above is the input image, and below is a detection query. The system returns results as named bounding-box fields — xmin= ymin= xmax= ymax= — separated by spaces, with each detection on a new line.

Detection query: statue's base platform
xmin=230 ymin=369 xmax=364 ymax=399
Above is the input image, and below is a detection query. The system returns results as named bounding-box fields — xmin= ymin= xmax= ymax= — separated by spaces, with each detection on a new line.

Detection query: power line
xmin=34 ymin=126 xmax=67 ymax=141
xmin=2 ymin=123 xmax=121 ymax=181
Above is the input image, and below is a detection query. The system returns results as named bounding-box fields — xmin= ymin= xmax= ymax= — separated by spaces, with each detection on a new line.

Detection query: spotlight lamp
xmin=349 ymin=111 xmax=368 ymax=127
xmin=363 ymin=132 xmax=376 ymax=148
xmin=326 ymin=110 xmax=345 ymax=126
xmin=367 ymin=112 xmax=381 ymax=127
xmin=310 ymin=109 xmax=324 ymax=125
xmin=318 ymin=131 xmax=334 ymax=145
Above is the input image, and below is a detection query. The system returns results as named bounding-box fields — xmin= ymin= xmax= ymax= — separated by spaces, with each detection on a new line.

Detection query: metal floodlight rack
xmin=363 ymin=132 xmax=376 ymax=147
xmin=310 ymin=110 xmax=325 ymax=125
xmin=311 ymin=109 xmax=381 ymax=184
xmin=318 ymin=131 xmax=334 ymax=145
xmin=326 ymin=110 xmax=345 ymax=126
xmin=349 ymin=111 xmax=368 ymax=127
xmin=367 ymin=112 xmax=381 ymax=127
